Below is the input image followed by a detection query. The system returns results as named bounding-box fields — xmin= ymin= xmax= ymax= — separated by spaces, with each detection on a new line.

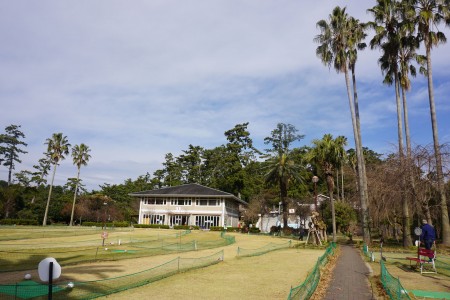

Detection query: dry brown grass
xmin=0 ymin=228 xmax=326 ymax=299
xmin=368 ymin=258 xmax=450 ymax=294
xmin=309 ymin=246 xmax=340 ymax=300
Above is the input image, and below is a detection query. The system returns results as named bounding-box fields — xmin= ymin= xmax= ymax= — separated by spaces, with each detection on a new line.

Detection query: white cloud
xmin=1 ymin=0 xmax=449 ymax=190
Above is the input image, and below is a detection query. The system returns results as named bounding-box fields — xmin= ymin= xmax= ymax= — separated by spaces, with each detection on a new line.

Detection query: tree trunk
xmin=402 ymin=85 xmax=416 ymax=247
xmin=336 ymin=169 xmax=340 ymax=200
xmin=341 ymin=165 xmax=344 ymax=200
xmin=281 ymin=180 xmax=288 ymax=229
xmin=70 ymin=167 xmax=81 ymax=226
xmin=395 ymin=77 xmax=412 ymax=247
xmin=348 ymin=64 xmax=370 ymax=244
xmin=327 ymin=174 xmax=337 ymax=242
xmin=426 ymin=45 xmax=450 ymax=246
xmin=43 ymin=164 xmax=57 ymax=226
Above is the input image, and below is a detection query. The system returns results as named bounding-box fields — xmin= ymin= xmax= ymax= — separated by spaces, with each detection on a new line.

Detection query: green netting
xmin=363 ymin=243 xmax=450 ymax=276
xmin=0 ymin=250 xmax=224 ymax=300
xmin=0 ymin=280 xmax=64 ymax=299
xmin=236 ymin=240 xmax=292 ymax=257
xmin=0 ymin=226 xmax=134 ymax=242
xmin=362 ymin=243 xmax=375 ymax=262
xmin=410 ymin=289 xmax=450 ymax=299
xmin=0 ymin=231 xmax=233 ymax=273
xmin=287 ymin=242 xmax=337 ymax=300
xmin=380 ymin=260 xmax=411 ymax=300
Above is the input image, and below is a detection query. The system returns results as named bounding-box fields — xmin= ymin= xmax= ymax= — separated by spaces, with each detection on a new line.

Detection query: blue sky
xmin=1 ymin=0 xmax=449 ymax=191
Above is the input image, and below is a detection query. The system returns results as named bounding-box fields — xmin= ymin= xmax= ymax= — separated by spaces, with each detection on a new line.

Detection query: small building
xmin=256 ymin=194 xmax=330 ymax=233
xmin=129 ymin=183 xmax=248 ymax=229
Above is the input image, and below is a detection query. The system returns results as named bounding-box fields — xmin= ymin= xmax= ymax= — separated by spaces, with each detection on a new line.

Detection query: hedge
xmin=133 ymin=224 xmax=170 ymax=229
xmin=0 ymin=219 xmax=39 ymax=226
xmin=81 ymin=221 xmax=130 ymax=228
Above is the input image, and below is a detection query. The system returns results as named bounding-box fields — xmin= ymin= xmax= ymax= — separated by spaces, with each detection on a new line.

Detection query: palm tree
xmin=263 ymin=123 xmax=304 ymax=229
xmin=42 ymin=133 xmax=70 ymax=226
xmin=406 ymin=0 xmax=450 ymax=246
xmin=307 ymin=134 xmax=347 ymax=242
xmin=368 ymin=0 xmax=414 ymax=247
xmin=69 ymin=143 xmax=91 ymax=226
xmin=314 ymin=6 xmax=370 ymax=244
xmin=347 ymin=16 xmax=370 ymax=226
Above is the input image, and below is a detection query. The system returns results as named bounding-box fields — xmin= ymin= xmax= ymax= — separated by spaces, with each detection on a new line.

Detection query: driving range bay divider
xmin=0 ymin=250 xmax=225 ymax=299
xmin=0 ymin=226 xmax=135 ymax=242
xmin=286 ymin=242 xmax=337 ymax=300
xmin=363 ymin=244 xmax=411 ymax=300
xmin=0 ymin=230 xmax=235 ymax=272
xmin=380 ymin=260 xmax=411 ymax=300
xmin=236 ymin=240 xmax=292 ymax=257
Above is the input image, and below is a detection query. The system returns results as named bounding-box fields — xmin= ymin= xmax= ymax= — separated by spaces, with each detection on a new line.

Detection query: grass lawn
xmin=0 ymin=227 xmax=326 ymax=299
xmin=363 ymin=242 xmax=450 ymax=296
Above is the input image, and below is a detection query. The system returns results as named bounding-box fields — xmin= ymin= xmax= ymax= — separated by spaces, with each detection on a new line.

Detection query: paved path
xmin=322 ymin=244 xmax=374 ymax=300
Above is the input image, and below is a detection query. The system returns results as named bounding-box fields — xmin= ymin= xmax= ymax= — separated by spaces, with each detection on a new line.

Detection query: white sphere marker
xmin=38 ymin=257 xmax=61 ymax=282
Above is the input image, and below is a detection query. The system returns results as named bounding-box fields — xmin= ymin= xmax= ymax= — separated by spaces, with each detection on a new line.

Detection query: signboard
xmin=101 ymin=231 xmax=108 ymax=239
xmin=289 ymin=209 xmax=295 ymax=214
xmin=414 ymin=227 xmax=422 ymax=236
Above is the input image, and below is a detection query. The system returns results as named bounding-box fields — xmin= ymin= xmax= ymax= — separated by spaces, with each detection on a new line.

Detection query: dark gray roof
xmin=129 ymin=183 xmax=247 ymax=205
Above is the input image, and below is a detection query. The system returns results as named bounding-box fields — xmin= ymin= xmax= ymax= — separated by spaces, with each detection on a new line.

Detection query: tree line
xmin=314 ymin=0 xmax=450 ymax=246
xmin=1 ymin=0 xmax=449 ymax=247
xmin=0 ymin=122 xmax=448 ymax=248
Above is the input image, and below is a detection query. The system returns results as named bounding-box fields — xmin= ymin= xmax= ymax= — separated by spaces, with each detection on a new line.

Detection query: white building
xmin=129 ymin=183 xmax=248 ymax=229
xmin=256 ymin=194 xmax=330 ymax=233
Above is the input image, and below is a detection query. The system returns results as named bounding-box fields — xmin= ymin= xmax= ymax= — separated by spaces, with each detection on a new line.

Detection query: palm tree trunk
xmin=341 ymin=165 xmax=344 ymax=200
xmin=43 ymin=164 xmax=57 ymax=226
xmin=348 ymin=64 xmax=370 ymax=244
xmin=401 ymin=87 xmax=412 ymax=159
xmin=327 ymin=174 xmax=337 ymax=242
xmin=70 ymin=167 xmax=81 ymax=226
xmin=281 ymin=182 xmax=288 ymax=229
xmin=336 ymin=169 xmax=340 ymax=200
xmin=402 ymin=85 xmax=417 ymax=245
xmin=395 ymin=76 xmax=412 ymax=247
xmin=426 ymin=46 xmax=450 ymax=246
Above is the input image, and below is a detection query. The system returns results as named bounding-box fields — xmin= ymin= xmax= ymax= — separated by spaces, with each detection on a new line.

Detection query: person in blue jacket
xmin=420 ymin=219 xmax=436 ymax=250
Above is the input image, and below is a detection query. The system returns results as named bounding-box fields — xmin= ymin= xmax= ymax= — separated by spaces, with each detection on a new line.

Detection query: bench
xmin=406 ymin=247 xmax=437 ymax=274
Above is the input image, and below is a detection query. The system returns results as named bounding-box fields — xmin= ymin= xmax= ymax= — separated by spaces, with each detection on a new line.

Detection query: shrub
xmin=249 ymin=227 xmax=261 ymax=234
xmin=0 ymin=219 xmax=39 ymax=226
xmin=210 ymin=226 xmax=224 ymax=231
xmin=173 ymin=225 xmax=199 ymax=230
xmin=133 ymin=224 xmax=170 ymax=229
xmin=282 ymin=227 xmax=293 ymax=236
xmin=270 ymin=225 xmax=281 ymax=234
xmin=223 ymin=227 xmax=240 ymax=232
xmin=81 ymin=222 xmax=98 ymax=227
xmin=111 ymin=221 xmax=129 ymax=227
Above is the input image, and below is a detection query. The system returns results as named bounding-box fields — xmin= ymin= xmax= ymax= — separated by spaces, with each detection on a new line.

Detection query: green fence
xmin=286 ymin=242 xmax=337 ymax=300
xmin=0 ymin=250 xmax=224 ymax=300
xmin=380 ymin=260 xmax=411 ymax=300
xmin=236 ymin=240 xmax=292 ymax=257
xmin=0 ymin=231 xmax=234 ymax=272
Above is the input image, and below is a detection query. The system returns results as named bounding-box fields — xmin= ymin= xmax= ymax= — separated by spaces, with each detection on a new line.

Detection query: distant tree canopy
xmin=0 ymin=120 xmax=448 ymax=248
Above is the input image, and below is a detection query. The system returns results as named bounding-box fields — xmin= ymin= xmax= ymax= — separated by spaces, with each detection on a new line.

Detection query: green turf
xmin=0 ymin=280 xmax=64 ymax=299
xmin=110 ymin=249 xmax=138 ymax=253
xmin=411 ymin=289 xmax=450 ymax=299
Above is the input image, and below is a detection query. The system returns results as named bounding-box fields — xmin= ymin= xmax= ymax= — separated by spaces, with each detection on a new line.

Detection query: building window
xmin=144 ymin=198 xmax=166 ymax=205
xmin=142 ymin=214 xmax=165 ymax=225
xmin=195 ymin=215 xmax=220 ymax=229
xmin=195 ymin=198 xmax=219 ymax=206
xmin=170 ymin=198 xmax=192 ymax=206
xmin=169 ymin=215 xmax=189 ymax=226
